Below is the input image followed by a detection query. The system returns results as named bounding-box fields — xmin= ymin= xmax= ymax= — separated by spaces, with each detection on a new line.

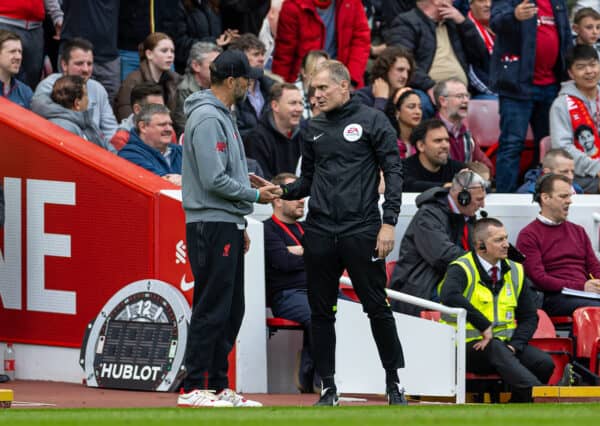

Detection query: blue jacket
xmin=489 ymin=0 xmax=571 ymax=99
xmin=516 ymin=168 xmax=584 ymax=194
xmin=1 ymin=78 xmax=32 ymax=109
xmin=118 ymin=130 xmax=182 ymax=176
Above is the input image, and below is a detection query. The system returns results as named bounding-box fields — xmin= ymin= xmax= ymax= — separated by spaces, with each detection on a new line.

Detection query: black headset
xmin=532 ymin=173 xmax=556 ymax=203
xmin=457 ymin=171 xmax=475 ymax=206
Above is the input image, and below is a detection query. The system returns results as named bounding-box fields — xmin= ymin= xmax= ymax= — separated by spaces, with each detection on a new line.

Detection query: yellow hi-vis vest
xmin=438 ymin=252 xmax=524 ymax=343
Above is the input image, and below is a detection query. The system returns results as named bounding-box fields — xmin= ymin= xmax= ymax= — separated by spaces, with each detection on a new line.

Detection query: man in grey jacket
xmin=390 ymin=170 xmax=486 ymax=316
xmin=550 ymin=45 xmax=600 ymax=193
xmin=179 ymin=49 xmax=281 ymax=408
xmin=32 ymin=37 xmax=118 ymax=139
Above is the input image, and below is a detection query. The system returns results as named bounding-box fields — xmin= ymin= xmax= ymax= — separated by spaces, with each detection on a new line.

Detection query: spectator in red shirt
xmin=489 ymin=0 xmax=571 ymax=192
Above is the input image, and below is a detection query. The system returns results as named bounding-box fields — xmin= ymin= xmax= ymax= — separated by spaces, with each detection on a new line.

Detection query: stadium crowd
xmin=3 ymin=0 xmax=600 ymax=407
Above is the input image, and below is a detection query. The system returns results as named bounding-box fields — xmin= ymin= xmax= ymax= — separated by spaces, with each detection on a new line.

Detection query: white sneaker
xmin=177 ymin=389 xmax=233 ymax=408
xmin=216 ymin=388 xmax=263 ymax=407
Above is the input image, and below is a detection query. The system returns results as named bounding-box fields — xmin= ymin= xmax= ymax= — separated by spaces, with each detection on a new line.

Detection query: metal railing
xmin=340 ymin=276 xmax=467 ymax=404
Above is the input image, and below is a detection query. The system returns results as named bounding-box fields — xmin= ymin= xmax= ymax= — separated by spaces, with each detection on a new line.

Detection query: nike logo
xmin=312 ymin=133 xmax=324 ymax=141
xmin=371 ymin=257 xmax=382 ymax=262
xmin=180 ymin=275 xmax=195 ymax=292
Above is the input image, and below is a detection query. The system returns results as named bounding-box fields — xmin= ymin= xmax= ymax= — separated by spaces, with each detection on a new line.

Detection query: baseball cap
xmin=210 ymin=49 xmax=263 ymax=80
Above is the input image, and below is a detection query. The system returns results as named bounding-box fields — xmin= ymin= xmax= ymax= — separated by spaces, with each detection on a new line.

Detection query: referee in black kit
xmin=280 ymin=60 xmax=406 ymax=406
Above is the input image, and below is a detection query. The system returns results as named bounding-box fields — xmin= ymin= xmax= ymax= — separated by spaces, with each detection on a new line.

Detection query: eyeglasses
xmin=443 ymin=93 xmax=471 ymax=100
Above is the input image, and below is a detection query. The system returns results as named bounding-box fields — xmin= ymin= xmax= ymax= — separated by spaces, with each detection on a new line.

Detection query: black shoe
xmin=557 ymin=363 xmax=575 ymax=387
xmin=386 ymin=383 xmax=408 ymax=405
xmin=314 ymin=387 xmax=339 ymax=406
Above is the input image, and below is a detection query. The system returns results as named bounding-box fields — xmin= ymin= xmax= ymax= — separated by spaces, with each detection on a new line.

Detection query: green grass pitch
xmin=2 ymin=404 xmax=600 ymax=426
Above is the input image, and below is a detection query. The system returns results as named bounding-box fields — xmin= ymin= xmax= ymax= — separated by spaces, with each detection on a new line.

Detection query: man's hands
xmin=514 ymin=0 xmax=538 ymax=21
xmin=257 ymin=185 xmax=283 ymax=203
xmin=375 ymin=224 xmax=395 ymax=260
xmin=438 ymin=2 xmax=465 ymax=24
xmin=584 ymin=279 xmax=600 ymax=293
xmin=163 ymin=173 xmax=182 ymax=186
xmin=372 ymin=78 xmax=390 ymax=99
xmin=243 ymin=230 xmax=250 ymax=254
xmin=216 ymin=29 xmax=240 ymax=47
xmin=287 ymin=245 xmax=304 ymax=256
xmin=473 ymin=326 xmax=493 ymax=351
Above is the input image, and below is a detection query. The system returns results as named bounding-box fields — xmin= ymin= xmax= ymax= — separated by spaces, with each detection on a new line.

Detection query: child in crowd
xmin=573 ymin=7 xmax=600 ymax=58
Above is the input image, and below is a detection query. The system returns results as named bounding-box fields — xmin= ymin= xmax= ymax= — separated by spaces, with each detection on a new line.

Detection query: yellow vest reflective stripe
xmin=439 ymin=252 xmax=524 ymax=342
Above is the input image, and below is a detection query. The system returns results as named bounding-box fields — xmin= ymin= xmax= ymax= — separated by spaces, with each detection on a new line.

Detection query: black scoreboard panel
xmin=81 ymin=280 xmax=191 ymax=392
xmin=94 ymin=321 xmax=177 ymax=390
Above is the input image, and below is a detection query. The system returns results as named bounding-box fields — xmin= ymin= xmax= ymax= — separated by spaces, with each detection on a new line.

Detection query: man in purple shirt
xmin=516 ymin=173 xmax=600 ymax=316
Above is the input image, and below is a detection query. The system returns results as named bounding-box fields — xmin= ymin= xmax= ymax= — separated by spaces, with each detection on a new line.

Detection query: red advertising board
xmin=0 ymin=98 xmax=193 ymax=348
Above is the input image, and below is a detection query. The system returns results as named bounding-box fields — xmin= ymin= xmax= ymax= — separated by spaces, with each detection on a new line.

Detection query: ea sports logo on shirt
xmin=343 ymin=124 xmax=363 ymax=142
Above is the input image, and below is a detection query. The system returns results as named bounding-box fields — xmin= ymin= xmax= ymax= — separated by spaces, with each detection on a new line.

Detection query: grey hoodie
xmin=31 ymin=94 xmax=116 ymax=153
xmin=182 ymin=90 xmax=257 ymax=224
xmin=549 ymin=80 xmax=600 ymax=177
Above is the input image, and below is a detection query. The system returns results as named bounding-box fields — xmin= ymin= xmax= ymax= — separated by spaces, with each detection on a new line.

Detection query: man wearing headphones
xmin=390 ymin=169 xmax=486 ymax=315
xmin=517 ymin=173 xmax=600 ymax=316
xmin=439 ymin=217 xmax=554 ymax=402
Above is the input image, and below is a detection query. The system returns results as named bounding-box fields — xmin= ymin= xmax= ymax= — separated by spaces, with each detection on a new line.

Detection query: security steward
xmin=280 ymin=60 xmax=406 ymax=406
xmin=439 ymin=217 xmax=554 ymax=402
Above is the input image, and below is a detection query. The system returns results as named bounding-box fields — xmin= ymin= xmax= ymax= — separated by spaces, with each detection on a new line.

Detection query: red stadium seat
xmin=572 ymin=307 xmax=600 ymax=374
xmin=386 ymin=261 xmax=396 ymax=286
xmin=467 ymin=99 xmax=536 ymax=177
xmin=530 ymin=310 xmax=573 ymax=385
xmin=468 ymin=100 xmax=500 ymax=148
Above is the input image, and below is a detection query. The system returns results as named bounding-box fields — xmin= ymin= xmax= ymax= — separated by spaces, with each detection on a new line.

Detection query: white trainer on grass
xmin=216 ymin=389 xmax=263 ymax=407
xmin=177 ymin=389 xmax=233 ymax=408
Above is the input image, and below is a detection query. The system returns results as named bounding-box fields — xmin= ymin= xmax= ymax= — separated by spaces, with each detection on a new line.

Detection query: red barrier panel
xmin=0 ymin=98 xmax=193 ymax=348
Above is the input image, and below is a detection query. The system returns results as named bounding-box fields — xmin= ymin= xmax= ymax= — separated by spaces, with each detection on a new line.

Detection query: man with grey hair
xmin=174 ymin=42 xmax=222 ymax=133
xmin=433 ymin=77 xmax=493 ymax=171
xmin=280 ymin=60 xmax=406 ymax=406
xmin=176 ymin=42 xmax=222 ymax=108
xmin=390 ymin=169 xmax=486 ymax=316
xmin=118 ymin=104 xmax=182 ymax=185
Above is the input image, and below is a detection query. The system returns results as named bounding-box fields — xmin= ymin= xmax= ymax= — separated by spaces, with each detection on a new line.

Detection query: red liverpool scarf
xmin=566 ymin=95 xmax=600 ymax=159
xmin=468 ymin=11 xmax=495 ymax=55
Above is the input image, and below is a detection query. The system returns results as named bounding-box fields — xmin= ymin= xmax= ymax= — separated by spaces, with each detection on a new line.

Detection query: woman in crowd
xmin=386 ymin=88 xmax=422 ymax=158
xmin=32 ymin=75 xmax=115 ymax=153
xmin=115 ymin=32 xmax=182 ymax=134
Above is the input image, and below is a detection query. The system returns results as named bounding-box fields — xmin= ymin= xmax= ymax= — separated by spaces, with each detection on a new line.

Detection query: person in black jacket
xmin=280 ymin=60 xmax=407 ymax=406
xmin=60 ymin=0 xmax=120 ymax=102
xmin=403 ymin=119 xmax=465 ymax=192
xmin=439 ymin=217 xmax=554 ymax=402
xmin=384 ymin=0 xmax=486 ymax=101
xmin=229 ymin=34 xmax=276 ymax=138
xmin=244 ymin=82 xmax=303 ymax=179
xmin=220 ymin=0 xmax=270 ymax=35
xmin=390 ymin=170 xmax=486 ymax=316
xmin=264 ymin=173 xmax=316 ymax=393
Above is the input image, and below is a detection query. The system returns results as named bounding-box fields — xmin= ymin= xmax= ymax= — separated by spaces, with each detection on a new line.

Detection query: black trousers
xmin=303 ymin=230 xmax=405 ymax=381
xmin=543 ymin=292 xmax=600 ymax=317
xmin=467 ymin=338 xmax=554 ymax=402
xmin=183 ymin=222 xmax=245 ymax=391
